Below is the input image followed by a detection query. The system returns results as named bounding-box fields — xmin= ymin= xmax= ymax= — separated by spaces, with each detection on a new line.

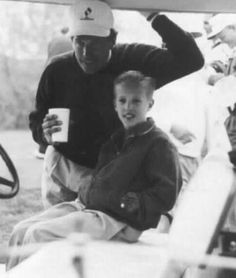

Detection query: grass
xmin=0 ymin=130 xmax=44 ymax=252
xmin=0 ymin=187 xmax=43 ymax=245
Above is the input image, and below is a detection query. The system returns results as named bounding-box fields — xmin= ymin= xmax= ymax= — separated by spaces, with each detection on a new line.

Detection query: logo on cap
xmin=80 ymin=7 xmax=94 ymax=21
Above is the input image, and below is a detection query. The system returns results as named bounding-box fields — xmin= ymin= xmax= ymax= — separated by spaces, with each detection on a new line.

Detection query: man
xmin=150 ymin=70 xmax=212 ymax=190
xmin=29 ymin=0 xmax=204 ymax=208
xmin=34 ymin=26 xmax=73 ymax=159
xmin=206 ymin=14 xmax=236 ymax=84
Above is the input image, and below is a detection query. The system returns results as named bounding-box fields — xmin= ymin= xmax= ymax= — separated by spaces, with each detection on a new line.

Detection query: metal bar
xmin=1 ymin=0 xmax=236 ymax=13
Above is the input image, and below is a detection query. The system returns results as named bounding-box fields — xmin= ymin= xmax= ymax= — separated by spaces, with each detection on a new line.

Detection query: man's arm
xmin=29 ymin=66 xmax=53 ymax=146
xmin=170 ymin=124 xmax=196 ymax=144
xmin=151 ymin=14 xmax=204 ymax=87
xmin=115 ymin=14 xmax=204 ymax=89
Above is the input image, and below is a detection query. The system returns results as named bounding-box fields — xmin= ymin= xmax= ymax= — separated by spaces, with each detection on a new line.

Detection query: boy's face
xmin=114 ymin=84 xmax=153 ymax=129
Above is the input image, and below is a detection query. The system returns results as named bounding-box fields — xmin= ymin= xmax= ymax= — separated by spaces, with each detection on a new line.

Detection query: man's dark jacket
xmin=86 ymin=119 xmax=182 ymax=231
xmin=29 ymin=15 xmax=204 ymax=168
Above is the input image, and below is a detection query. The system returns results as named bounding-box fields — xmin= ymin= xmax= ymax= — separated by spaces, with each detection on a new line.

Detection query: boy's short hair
xmin=114 ymin=71 xmax=156 ymax=99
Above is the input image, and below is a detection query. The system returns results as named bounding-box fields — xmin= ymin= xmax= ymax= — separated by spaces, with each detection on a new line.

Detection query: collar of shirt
xmin=111 ymin=117 xmax=155 ymax=145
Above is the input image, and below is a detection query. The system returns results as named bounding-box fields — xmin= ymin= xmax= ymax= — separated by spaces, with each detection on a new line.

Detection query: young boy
xmin=6 ymin=71 xmax=181 ymax=270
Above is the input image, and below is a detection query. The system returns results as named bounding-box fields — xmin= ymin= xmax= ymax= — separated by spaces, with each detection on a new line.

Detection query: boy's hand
xmin=78 ymin=182 xmax=91 ymax=206
xmin=120 ymin=192 xmax=140 ymax=213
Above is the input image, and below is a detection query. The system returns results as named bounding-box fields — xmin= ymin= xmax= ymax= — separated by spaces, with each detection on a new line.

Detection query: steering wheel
xmin=0 ymin=144 xmax=19 ymax=198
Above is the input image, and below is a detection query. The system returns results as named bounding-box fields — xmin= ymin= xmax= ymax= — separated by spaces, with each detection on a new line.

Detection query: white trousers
xmin=171 ymin=154 xmax=199 ymax=214
xmin=6 ymin=201 xmax=141 ymax=271
xmin=41 ymin=146 xmax=93 ymax=208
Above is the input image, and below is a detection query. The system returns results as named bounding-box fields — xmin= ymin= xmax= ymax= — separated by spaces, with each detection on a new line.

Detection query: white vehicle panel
xmin=1 ymin=0 xmax=236 ymax=13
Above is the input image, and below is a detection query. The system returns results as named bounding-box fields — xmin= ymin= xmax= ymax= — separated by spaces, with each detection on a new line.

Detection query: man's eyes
xmin=118 ymin=98 xmax=126 ymax=104
xmin=75 ymin=39 xmax=99 ymax=49
xmin=75 ymin=37 xmax=106 ymax=46
xmin=75 ymin=38 xmax=82 ymax=44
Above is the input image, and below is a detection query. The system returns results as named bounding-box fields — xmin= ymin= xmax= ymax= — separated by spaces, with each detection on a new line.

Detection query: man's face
xmin=72 ymin=35 xmax=114 ymax=74
xmin=218 ymin=25 xmax=236 ymax=48
xmin=114 ymin=85 xmax=153 ymax=129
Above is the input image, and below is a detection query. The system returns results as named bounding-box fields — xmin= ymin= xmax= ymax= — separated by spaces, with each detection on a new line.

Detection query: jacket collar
xmin=125 ymin=117 xmax=155 ymax=138
xmin=111 ymin=118 xmax=155 ymax=144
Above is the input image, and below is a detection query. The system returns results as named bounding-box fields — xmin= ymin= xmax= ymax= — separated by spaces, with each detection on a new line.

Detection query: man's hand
xmin=139 ymin=11 xmax=159 ymax=22
xmin=210 ymin=60 xmax=226 ymax=74
xmin=170 ymin=124 xmax=196 ymax=144
xmin=120 ymin=192 xmax=140 ymax=213
xmin=42 ymin=114 xmax=62 ymax=145
xmin=208 ymin=73 xmax=224 ymax=86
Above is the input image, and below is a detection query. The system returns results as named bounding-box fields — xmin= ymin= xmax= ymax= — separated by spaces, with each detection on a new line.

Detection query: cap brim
xmin=207 ymin=28 xmax=223 ymax=40
xmin=207 ymin=22 xmax=232 ymax=39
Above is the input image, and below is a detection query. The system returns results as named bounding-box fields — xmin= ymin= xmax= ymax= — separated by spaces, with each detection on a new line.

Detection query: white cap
xmin=69 ymin=0 xmax=114 ymax=37
xmin=207 ymin=14 xmax=236 ymax=39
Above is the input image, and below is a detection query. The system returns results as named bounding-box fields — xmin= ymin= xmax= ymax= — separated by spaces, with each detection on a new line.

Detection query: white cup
xmin=49 ymin=108 xmax=70 ymax=143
